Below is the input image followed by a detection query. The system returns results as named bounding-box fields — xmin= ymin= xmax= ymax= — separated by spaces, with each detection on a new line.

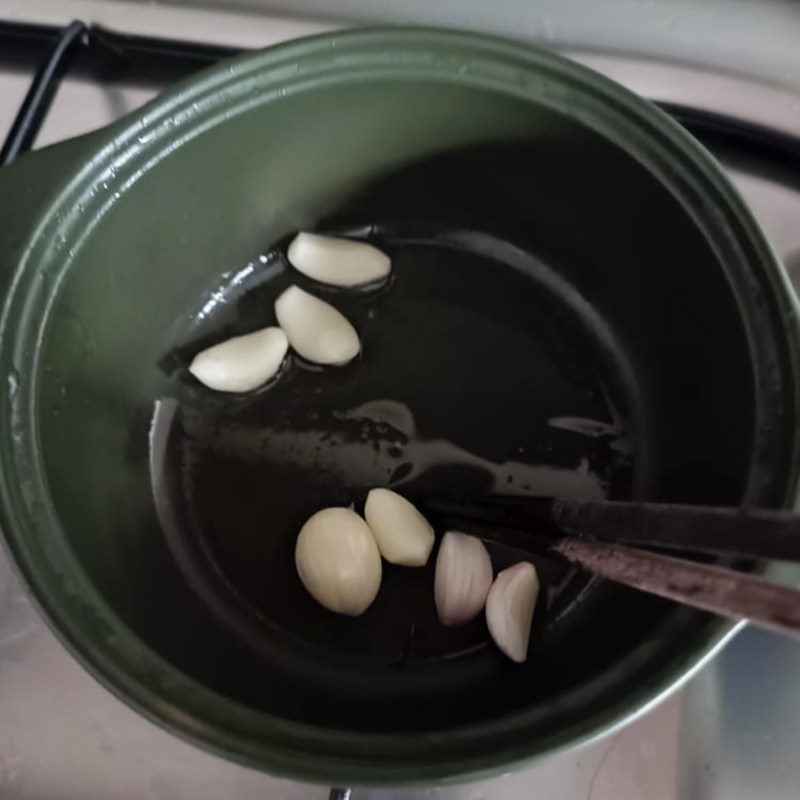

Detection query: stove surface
xmin=1 ymin=2 xmax=799 ymax=798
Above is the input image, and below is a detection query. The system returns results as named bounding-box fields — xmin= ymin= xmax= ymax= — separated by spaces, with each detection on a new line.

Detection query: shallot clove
xmin=364 ymin=488 xmax=434 ymax=567
xmin=295 ymin=507 xmax=382 ymax=616
xmin=485 ymin=562 xmax=540 ymax=663
xmin=275 ymin=285 xmax=360 ymax=365
xmin=288 ymin=232 xmax=391 ymax=287
xmin=188 ymin=326 xmax=288 ymax=392
xmin=434 ymin=531 xmax=493 ymax=626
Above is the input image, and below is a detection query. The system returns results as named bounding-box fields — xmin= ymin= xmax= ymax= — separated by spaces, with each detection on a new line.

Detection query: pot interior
xmin=35 ymin=75 xmax=756 ymax=734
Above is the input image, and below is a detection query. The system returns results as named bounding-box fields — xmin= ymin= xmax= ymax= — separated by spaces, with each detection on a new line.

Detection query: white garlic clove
xmin=287 ymin=232 xmax=391 ymax=287
xmin=188 ymin=326 xmax=288 ymax=392
xmin=364 ymin=488 xmax=434 ymax=567
xmin=295 ymin=507 xmax=382 ymax=616
xmin=434 ymin=531 xmax=493 ymax=626
xmin=485 ymin=562 xmax=540 ymax=663
xmin=275 ymin=285 xmax=360 ymax=365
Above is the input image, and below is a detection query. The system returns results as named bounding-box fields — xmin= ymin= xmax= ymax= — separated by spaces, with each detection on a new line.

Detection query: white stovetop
xmin=1 ymin=2 xmax=799 ymax=799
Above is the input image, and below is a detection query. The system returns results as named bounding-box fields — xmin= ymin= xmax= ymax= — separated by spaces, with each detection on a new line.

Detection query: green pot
xmin=0 ymin=27 xmax=799 ymax=786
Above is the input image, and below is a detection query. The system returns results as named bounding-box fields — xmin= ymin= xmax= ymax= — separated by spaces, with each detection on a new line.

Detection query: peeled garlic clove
xmin=434 ymin=531 xmax=493 ymax=626
xmin=288 ymin=232 xmax=391 ymax=287
xmin=485 ymin=562 xmax=539 ymax=663
xmin=275 ymin=285 xmax=360 ymax=365
xmin=295 ymin=507 xmax=382 ymax=616
xmin=188 ymin=326 xmax=288 ymax=392
xmin=364 ymin=488 xmax=434 ymax=567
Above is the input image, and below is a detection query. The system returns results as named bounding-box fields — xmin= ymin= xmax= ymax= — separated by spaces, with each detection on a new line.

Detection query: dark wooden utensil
xmin=424 ymin=497 xmax=800 ymax=639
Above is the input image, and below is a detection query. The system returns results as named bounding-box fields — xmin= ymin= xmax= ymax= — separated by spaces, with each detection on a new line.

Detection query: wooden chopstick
xmin=553 ymin=501 xmax=800 ymax=562
xmin=426 ymin=497 xmax=800 ymax=562
xmin=551 ymin=538 xmax=800 ymax=638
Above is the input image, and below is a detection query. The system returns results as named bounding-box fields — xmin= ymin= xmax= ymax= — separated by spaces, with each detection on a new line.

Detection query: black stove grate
xmin=0 ymin=19 xmax=237 ymax=164
xmin=1 ymin=19 xmax=799 ymax=169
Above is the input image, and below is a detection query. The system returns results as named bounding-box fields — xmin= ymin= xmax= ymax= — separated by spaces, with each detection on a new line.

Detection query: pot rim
xmin=1 ymin=26 xmax=799 ymax=785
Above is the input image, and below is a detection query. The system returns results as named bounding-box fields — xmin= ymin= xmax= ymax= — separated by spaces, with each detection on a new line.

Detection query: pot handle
xmin=0 ymin=131 xmax=104 ymax=302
